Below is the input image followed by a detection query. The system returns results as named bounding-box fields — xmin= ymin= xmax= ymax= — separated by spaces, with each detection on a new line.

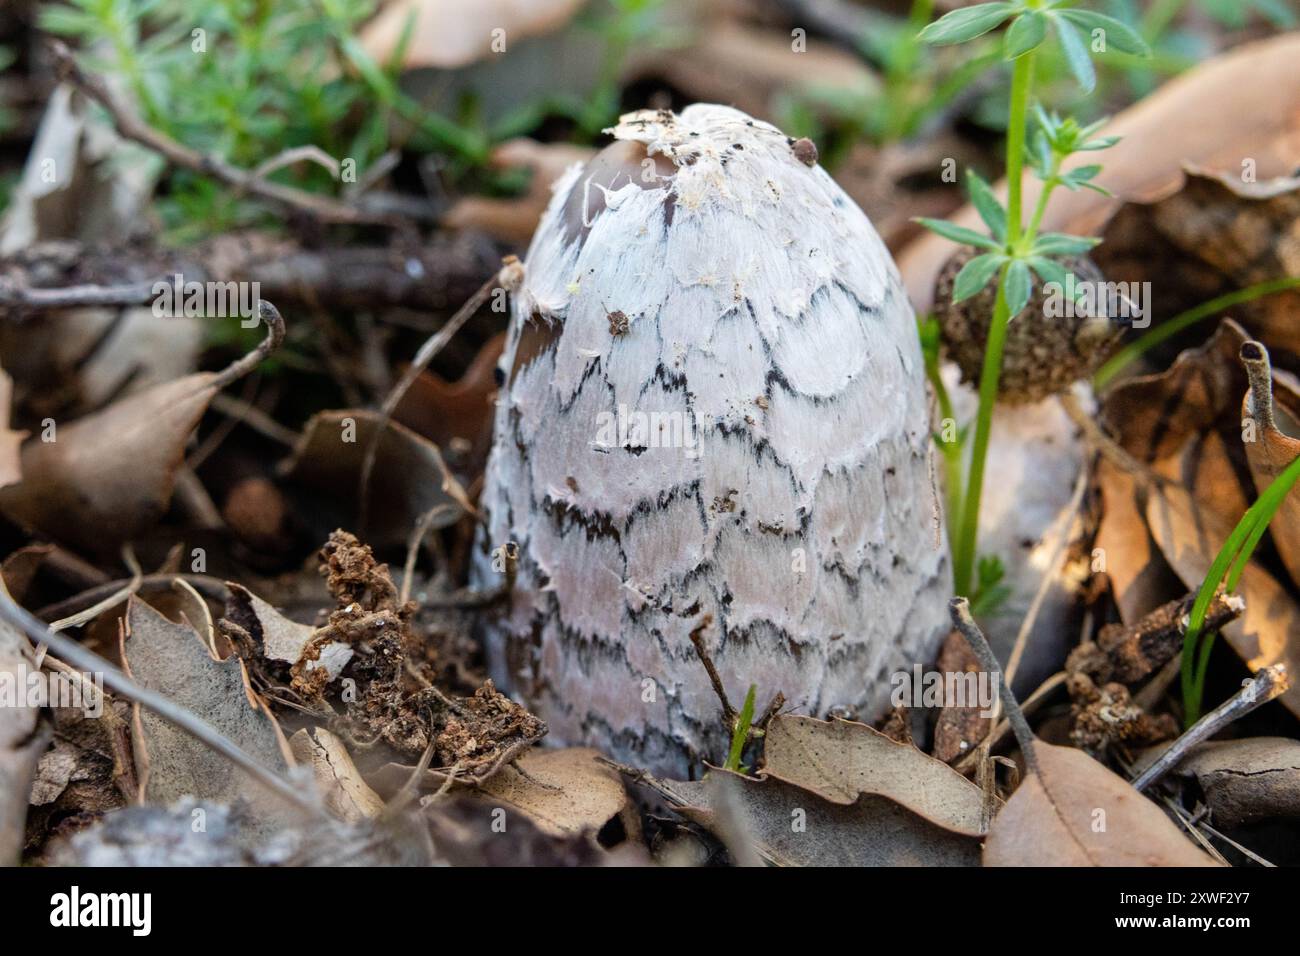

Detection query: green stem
xmin=926 ymin=350 xmax=964 ymax=540
xmin=1093 ymin=277 xmax=1300 ymax=389
xmin=1141 ymin=0 xmax=1189 ymax=39
xmin=952 ymin=52 xmax=1034 ymax=595
xmin=1020 ymin=155 xmax=1061 ymax=252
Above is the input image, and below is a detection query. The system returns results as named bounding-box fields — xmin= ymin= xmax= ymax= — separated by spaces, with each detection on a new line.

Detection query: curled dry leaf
xmin=473 ymin=747 xmax=633 ymax=839
xmin=645 ymin=768 xmax=981 ymax=867
xmin=360 ymin=0 xmax=585 ymax=71
xmin=279 ymin=409 xmax=472 ymax=548
xmin=1174 ymin=737 xmax=1300 ymax=829
xmin=0 ymin=372 xmax=217 ymax=552
xmin=761 ymin=715 xmax=991 ymax=835
xmin=289 ymin=727 xmax=384 ymax=824
xmin=899 ymin=32 xmax=1300 ymax=311
xmin=984 ymin=741 xmax=1218 ymax=867
xmin=1240 ymin=341 xmax=1300 ymax=586
xmin=1099 ymin=320 xmax=1300 ymax=716
xmin=121 ymin=597 xmax=297 ymax=846
xmin=225 ymin=582 xmax=352 ymax=683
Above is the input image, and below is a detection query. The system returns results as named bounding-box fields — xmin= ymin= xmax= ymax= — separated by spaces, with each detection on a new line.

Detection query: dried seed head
xmin=934 ymin=248 xmax=1126 ymax=404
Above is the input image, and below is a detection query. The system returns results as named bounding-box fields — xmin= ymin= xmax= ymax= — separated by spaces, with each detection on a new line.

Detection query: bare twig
xmin=357 ymin=258 xmax=520 ymax=526
xmin=688 ymin=615 xmax=736 ymax=726
xmin=1131 ymin=664 xmax=1290 ymax=792
xmin=0 ymin=278 xmax=158 ymax=310
xmin=48 ymin=546 xmax=143 ymax=632
xmin=949 ymin=597 xmax=1039 ymax=776
xmin=209 ymin=391 xmax=300 ymax=447
xmin=50 ymin=41 xmax=398 ymax=228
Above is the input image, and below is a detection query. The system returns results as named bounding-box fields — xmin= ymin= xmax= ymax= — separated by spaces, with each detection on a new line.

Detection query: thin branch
xmin=50 ymin=41 xmax=399 ymax=228
xmin=949 ymin=597 xmax=1039 ymax=776
xmin=1131 ymin=664 xmax=1290 ymax=792
xmin=358 ymin=257 xmax=521 ymax=524
xmin=0 ymin=278 xmax=158 ymax=310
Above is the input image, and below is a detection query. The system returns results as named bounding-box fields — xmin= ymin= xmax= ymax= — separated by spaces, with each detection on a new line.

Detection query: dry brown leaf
xmin=360 ymin=0 xmax=585 ymax=71
xmin=1241 ymin=344 xmax=1300 ymax=586
xmin=899 ymin=33 xmax=1300 ymax=311
xmin=121 ymin=597 xmax=297 ymax=846
xmin=1094 ymin=459 xmax=1182 ymax=624
xmin=984 ymin=741 xmax=1218 ymax=866
xmin=651 ymin=769 xmax=981 ymax=867
xmin=1174 ymin=737 xmax=1300 ymax=829
xmin=1098 ymin=320 xmax=1300 ymax=716
xmin=0 ymin=372 xmax=216 ymax=552
xmin=761 ymin=715 xmax=990 ymax=835
xmin=289 ymin=727 xmax=384 ymax=823
xmin=474 ymin=747 xmax=632 ymax=839
xmin=1143 ymin=478 xmax=1300 ymax=714
xmin=279 ymin=409 xmax=471 ymax=548
xmin=392 ymin=331 xmax=506 ymax=471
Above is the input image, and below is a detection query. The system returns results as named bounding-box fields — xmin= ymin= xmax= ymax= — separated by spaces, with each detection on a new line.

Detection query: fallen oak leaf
xmin=121 ymin=596 xmax=299 ymax=847
xmin=761 ymin=714 xmax=992 ymax=836
xmin=948 ymin=599 xmax=1218 ymax=867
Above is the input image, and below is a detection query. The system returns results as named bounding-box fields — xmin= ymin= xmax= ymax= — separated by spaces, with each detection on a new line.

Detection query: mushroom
xmin=475 ymin=104 xmax=951 ymax=774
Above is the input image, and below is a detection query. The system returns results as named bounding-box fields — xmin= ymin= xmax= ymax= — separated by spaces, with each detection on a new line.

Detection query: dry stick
xmin=1131 ymin=664 xmax=1290 ymax=792
xmin=400 ymin=504 xmax=456 ymax=605
xmin=48 ymin=546 xmax=143 ymax=632
xmin=1196 ymin=816 xmax=1275 ymax=867
xmin=949 ymin=598 xmax=1040 ymax=777
xmin=211 ymin=301 xmax=285 ymax=389
xmin=689 ymin=617 xmax=736 ymax=726
xmin=956 ymin=670 xmax=1066 ymax=775
xmin=49 ymin=42 xmax=397 ymax=228
xmin=357 ymin=259 xmax=519 ymax=527
xmin=0 ymin=279 xmax=159 ymax=310
xmin=0 ymin=577 xmax=320 ymax=816
xmin=209 ymin=391 xmax=301 ymax=447
xmin=36 ymin=573 xmax=227 ymax=622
